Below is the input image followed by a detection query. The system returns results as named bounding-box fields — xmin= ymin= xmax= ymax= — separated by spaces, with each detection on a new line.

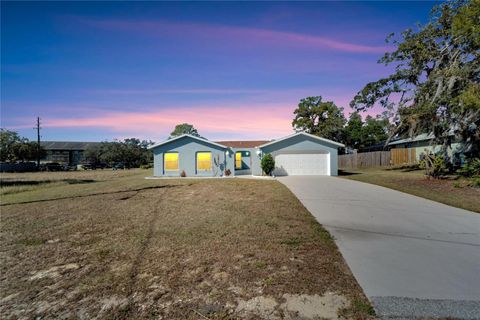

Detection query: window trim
xmin=164 ymin=152 xmax=179 ymax=171
xmin=196 ymin=151 xmax=212 ymax=172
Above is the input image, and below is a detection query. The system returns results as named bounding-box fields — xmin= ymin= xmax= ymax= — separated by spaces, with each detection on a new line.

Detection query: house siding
xmin=259 ymin=134 xmax=339 ymax=176
xmin=231 ymin=148 xmax=261 ymax=175
xmin=150 ymin=134 xmax=342 ymax=177
xmin=152 ymin=136 xmax=227 ymax=177
xmin=391 ymin=141 xmax=464 ymax=161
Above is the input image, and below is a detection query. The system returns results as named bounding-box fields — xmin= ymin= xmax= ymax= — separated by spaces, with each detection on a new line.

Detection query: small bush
xmin=180 ymin=170 xmax=186 ymax=177
xmin=419 ymin=155 xmax=448 ymax=178
xmin=452 ymin=181 xmax=462 ymax=188
xmin=140 ymin=163 xmax=153 ymax=169
xmin=261 ymin=154 xmax=275 ymax=176
xmin=469 ymin=177 xmax=480 ymax=188
xmin=224 ymin=169 xmax=231 ymax=176
xmin=458 ymin=158 xmax=480 ymax=177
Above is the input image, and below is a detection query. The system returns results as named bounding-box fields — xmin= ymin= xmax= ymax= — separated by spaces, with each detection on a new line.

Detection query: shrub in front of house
xmin=261 ymin=154 xmax=275 ymax=176
xmin=224 ymin=169 xmax=231 ymax=176
xmin=180 ymin=170 xmax=186 ymax=177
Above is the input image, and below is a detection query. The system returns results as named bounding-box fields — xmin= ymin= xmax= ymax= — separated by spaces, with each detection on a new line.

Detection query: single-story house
xmin=388 ymin=133 xmax=465 ymax=161
xmin=147 ymin=132 xmax=344 ymax=177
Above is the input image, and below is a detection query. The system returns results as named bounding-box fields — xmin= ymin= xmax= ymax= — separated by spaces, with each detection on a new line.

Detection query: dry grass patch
xmin=340 ymin=167 xmax=480 ymax=213
xmin=1 ymin=170 xmax=372 ymax=319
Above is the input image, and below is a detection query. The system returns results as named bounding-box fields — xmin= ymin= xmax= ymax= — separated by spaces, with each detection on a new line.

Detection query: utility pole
xmin=35 ymin=117 xmax=41 ymax=168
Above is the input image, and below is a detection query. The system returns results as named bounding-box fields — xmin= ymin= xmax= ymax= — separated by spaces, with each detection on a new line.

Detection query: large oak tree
xmin=292 ymin=96 xmax=346 ymax=142
xmin=350 ymin=0 xmax=480 ymax=158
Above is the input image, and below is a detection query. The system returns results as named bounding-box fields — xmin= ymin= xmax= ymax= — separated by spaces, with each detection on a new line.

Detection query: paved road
xmin=278 ymin=176 xmax=480 ymax=319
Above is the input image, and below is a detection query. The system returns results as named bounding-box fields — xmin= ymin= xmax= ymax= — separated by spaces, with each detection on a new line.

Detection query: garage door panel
xmin=273 ymin=153 xmax=329 ymax=176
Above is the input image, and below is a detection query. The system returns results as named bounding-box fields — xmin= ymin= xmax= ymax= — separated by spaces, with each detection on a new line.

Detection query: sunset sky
xmin=1 ymin=1 xmax=437 ymax=142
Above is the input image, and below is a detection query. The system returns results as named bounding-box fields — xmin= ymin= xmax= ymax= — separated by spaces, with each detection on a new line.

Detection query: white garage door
xmin=273 ymin=153 xmax=329 ymax=176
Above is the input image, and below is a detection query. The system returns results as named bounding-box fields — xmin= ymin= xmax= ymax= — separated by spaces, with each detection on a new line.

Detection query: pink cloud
xmin=79 ymin=18 xmax=391 ymax=54
xmin=90 ymin=88 xmax=269 ymax=95
xmin=4 ymin=94 xmax=384 ymax=141
xmin=37 ymin=104 xmax=295 ymax=141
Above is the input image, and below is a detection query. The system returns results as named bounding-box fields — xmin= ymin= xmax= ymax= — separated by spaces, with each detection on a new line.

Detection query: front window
xmin=197 ymin=152 xmax=212 ymax=171
xmin=235 ymin=152 xmax=242 ymax=169
xmin=164 ymin=152 xmax=179 ymax=171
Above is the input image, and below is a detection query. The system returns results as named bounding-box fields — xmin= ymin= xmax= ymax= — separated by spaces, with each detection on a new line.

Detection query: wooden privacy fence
xmin=339 ymin=148 xmax=417 ymax=169
xmin=339 ymin=151 xmax=391 ymax=169
xmin=391 ymin=148 xmax=416 ymax=166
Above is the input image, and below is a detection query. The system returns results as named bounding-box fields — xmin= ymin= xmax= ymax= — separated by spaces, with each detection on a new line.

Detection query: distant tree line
xmin=292 ymin=96 xmax=390 ymax=150
xmin=84 ymin=138 xmax=153 ymax=168
xmin=0 ymin=129 xmax=46 ymax=162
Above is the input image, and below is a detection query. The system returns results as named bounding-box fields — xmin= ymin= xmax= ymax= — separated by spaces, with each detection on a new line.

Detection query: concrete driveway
xmin=278 ymin=176 xmax=480 ymax=319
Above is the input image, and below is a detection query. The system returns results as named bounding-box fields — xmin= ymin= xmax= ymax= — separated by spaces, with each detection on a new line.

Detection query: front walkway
xmin=278 ymin=176 xmax=480 ymax=319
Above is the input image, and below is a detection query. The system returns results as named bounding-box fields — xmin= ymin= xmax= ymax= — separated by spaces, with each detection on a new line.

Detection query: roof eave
xmin=147 ymin=134 xmax=228 ymax=150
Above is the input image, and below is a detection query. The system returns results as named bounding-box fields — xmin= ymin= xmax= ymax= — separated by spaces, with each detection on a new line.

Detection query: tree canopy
xmin=343 ymin=112 xmax=363 ymax=149
xmin=0 ymin=129 xmax=46 ymax=162
xmin=170 ymin=123 xmax=200 ymax=138
xmin=292 ymin=96 xmax=346 ymax=141
xmin=84 ymin=138 xmax=153 ymax=168
xmin=350 ymin=0 xmax=480 ymax=157
xmin=343 ymin=112 xmax=390 ymax=149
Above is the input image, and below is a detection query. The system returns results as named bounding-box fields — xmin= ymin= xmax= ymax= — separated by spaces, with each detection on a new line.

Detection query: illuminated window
xmin=164 ymin=153 xmax=179 ymax=171
xmin=235 ymin=152 xmax=242 ymax=169
xmin=197 ymin=152 xmax=212 ymax=171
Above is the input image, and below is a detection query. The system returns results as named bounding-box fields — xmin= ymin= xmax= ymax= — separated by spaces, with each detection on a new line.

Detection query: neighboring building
xmin=358 ymin=142 xmax=391 ymax=153
xmin=40 ymin=141 xmax=100 ymax=165
xmin=388 ymin=133 xmax=464 ymax=161
xmin=148 ymin=132 xmax=344 ymax=177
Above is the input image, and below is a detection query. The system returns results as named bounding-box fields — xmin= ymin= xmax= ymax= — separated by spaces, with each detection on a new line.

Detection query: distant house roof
xmin=358 ymin=141 xmax=390 ymax=153
xmin=40 ymin=141 xmax=100 ymax=150
xmin=214 ymin=140 xmax=270 ymax=148
xmin=388 ymin=133 xmax=437 ymax=146
xmin=387 ymin=130 xmax=462 ymax=146
xmin=147 ymin=134 xmax=228 ymax=150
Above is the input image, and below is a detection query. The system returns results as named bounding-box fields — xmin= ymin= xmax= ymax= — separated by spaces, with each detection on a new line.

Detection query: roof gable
xmin=258 ymin=132 xmax=344 ymax=148
xmin=147 ymin=134 xmax=228 ymax=150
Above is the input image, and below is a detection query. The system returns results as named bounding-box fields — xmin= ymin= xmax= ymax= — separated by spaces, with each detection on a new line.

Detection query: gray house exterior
xmin=148 ymin=132 xmax=344 ymax=177
xmin=150 ymin=135 xmax=231 ymax=177
xmin=259 ymin=133 xmax=341 ymax=176
xmin=388 ymin=133 xmax=465 ymax=162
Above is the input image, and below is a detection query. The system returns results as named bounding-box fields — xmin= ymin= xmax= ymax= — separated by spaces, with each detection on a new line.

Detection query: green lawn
xmin=0 ymin=169 xmax=373 ymax=319
xmin=340 ymin=167 xmax=480 ymax=213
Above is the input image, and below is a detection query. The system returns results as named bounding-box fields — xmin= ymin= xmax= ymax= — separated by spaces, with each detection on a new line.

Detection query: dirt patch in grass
xmin=341 ymin=168 xmax=480 ymax=213
xmin=0 ymin=170 xmax=372 ymax=319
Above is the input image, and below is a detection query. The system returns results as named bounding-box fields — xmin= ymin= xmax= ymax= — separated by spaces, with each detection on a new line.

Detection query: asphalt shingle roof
xmin=40 ymin=141 xmax=100 ymax=150
xmin=214 ymin=140 xmax=270 ymax=148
